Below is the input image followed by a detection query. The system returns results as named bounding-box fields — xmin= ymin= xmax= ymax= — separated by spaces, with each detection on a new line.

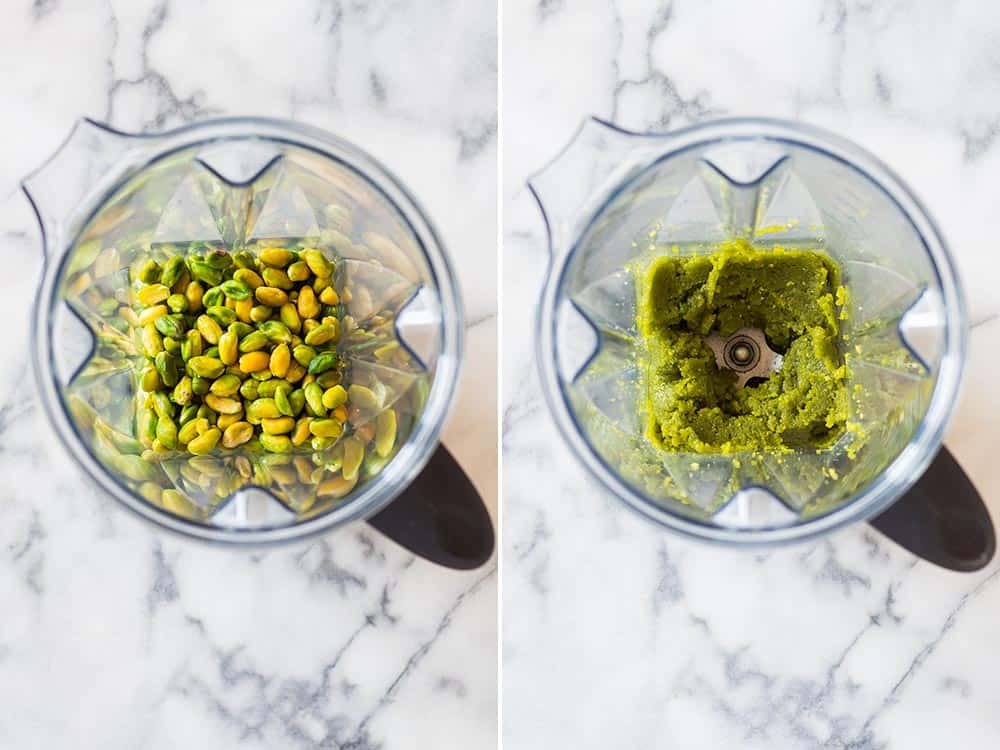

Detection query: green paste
xmin=637 ymin=239 xmax=848 ymax=453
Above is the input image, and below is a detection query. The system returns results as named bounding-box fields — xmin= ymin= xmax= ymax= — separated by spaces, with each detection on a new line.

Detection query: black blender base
xmin=366 ymin=444 xmax=495 ymax=570
xmin=869 ymin=446 xmax=995 ymax=572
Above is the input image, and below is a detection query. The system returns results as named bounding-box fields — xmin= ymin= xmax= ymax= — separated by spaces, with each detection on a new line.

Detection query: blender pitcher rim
xmin=533 ymin=116 xmax=967 ymax=546
xmin=28 ymin=116 xmax=465 ymax=546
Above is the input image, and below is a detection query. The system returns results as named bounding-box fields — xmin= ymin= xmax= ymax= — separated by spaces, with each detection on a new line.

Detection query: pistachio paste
xmin=637 ymin=239 xmax=848 ymax=453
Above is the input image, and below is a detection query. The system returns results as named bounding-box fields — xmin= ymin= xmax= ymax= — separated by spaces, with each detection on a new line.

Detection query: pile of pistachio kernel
xmin=131 ymin=245 xmax=377 ymax=459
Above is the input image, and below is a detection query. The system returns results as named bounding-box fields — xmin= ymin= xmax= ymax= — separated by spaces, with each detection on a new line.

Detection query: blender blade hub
xmin=706 ymin=327 xmax=782 ymax=388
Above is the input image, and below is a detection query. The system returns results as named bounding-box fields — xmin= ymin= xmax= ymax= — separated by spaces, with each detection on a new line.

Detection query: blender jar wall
xmin=535 ymin=118 xmax=966 ymax=545
xmin=29 ymin=118 xmax=463 ymax=544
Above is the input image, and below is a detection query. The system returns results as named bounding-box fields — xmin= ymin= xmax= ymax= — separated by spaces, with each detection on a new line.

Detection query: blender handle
xmin=868 ymin=446 xmax=995 ymax=572
xmin=366 ymin=444 xmax=495 ymax=570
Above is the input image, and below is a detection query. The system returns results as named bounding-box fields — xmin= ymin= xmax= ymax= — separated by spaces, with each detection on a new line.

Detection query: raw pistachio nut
xmin=297 ymin=286 xmax=321 ymax=319
xmin=156 ymin=416 xmax=178 ymax=449
xmin=138 ymin=304 xmax=168 ymax=327
xmin=307 ymin=352 xmax=338 ymax=375
xmin=204 ymin=394 xmax=242 ymax=415
xmin=235 ymin=297 xmax=253 ymax=323
xmin=203 ymin=249 xmax=233 ymax=270
xmin=288 ymin=388 xmax=306 ymax=415
xmin=189 ymin=259 xmax=222 ymax=286
xmin=291 ymin=417 xmax=312 ymax=446
xmin=220 ymin=279 xmax=251 ymax=300
xmin=237 ymin=330 xmax=268 ymax=353
xmin=206 ymin=305 xmax=237 ymax=326
xmin=255 ymin=286 xmax=288 ymax=307
xmin=375 ymin=410 xmax=397 ymax=457
xmin=304 ymin=382 xmax=326 ymax=416
xmin=309 ymin=419 xmax=343 ymax=439
xmin=341 ymin=435 xmax=365 ymax=481
xmin=261 ymin=416 xmax=295 ymax=435
xmin=274 ymin=383 xmax=294 ymax=416
xmin=239 ymin=379 xmax=259 ymax=400
xmin=202 ymin=286 xmax=225 ymax=309
xmin=233 ymin=268 xmax=264 ymax=289
xmin=292 ymin=344 xmax=316 ymax=366
xmin=160 ymin=255 xmax=186 ymax=288
xmin=228 ymin=321 xmax=253 ymax=338
xmin=302 ymin=249 xmax=332 ymax=278
xmin=191 ymin=375 xmax=211 ymax=396
xmin=279 ymin=303 xmax=301 ymax=333
xmin=256 ymin=379 xmax=281 ymax=399
xmin=161 ymin=489 xmax=196 ymax=516
xmin=239 ymin=351 xmax=270 ymax=373
xmin=259 ymin=247 xmax=294 ymax=267
xmin=137 ymin=283 xmax=170 ymax=306
xmin=172 ymin=376 xmax=194 ymax=406
xmin=154 ymin=313 xmax=186 ymax=338
xmin=218 ymin=330 xmax=238 ymax=365
xmin=270 ymin=343 xmax=291 ymax=378
xmin=177 ymin=419 xmax=201 ymax=445
xmin=247 ymin=398 xmax=281 ymax=420
xmin=216 ymin=412 xmax=242 ymax=430
xmin=184 ymin=329 xmax=204 ymax=359
xmin=259 ymin=320 xmax=292 ymax=343
xmin=348 ymin=384 xmax=379 ymax=411
xmin=233 ymin=250 xmax=255 ymax=269
xmin=315 ymin=370 xmax=341 ymax=389
xmin=222 ymin=421 xmax=254 ymax=448
xmin=188 ymin=356 xmax=225 ymax=379
xmin=113 ymin=454 xmax=159 ymax=482
xmin=140 ymin=366 xmax=161 ymax=392
xmin=304 ymin=323 xmax=336 ymax=346
xmin=187 ymin=427 xmax=221 ymax=455
xmin=262 ymin=267 xmax=293 ymax=291
xmin=184 ymin=280 xmax=204 ymax=311
xmin=196 ymin=314 xmax=223 ymax=344
xmin=210 ymin=373 xmax=241 ymax=397
xmin=260 ymin=433 xmax=293 ymax=453
xmin=317 ymin=474 xmax=357 ymax=499
xmin=137 ymin=408 xmax=157 ymax=447
xmin=166 ymin=293 xmax=189 ymax=314
xmin=286 ymin=360 xmax=307 ymax=384
xmin=137 ymin=259 xmax=161 ymax=284
xmin=250 ymin=305 xmax=272 ymax=322
xmin=154 ymin=351 xmax=181 ymax=387
xmin=322 ymin=385 xmax=348 ymax=410
xmin=152 ymin=391 xmax=175 ymax=419
xmin=287 ymin=261 xmax=310 ymax=282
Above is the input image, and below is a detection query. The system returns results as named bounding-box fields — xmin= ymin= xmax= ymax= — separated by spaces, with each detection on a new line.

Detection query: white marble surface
xmin=0 ymin=2 xmax=496 ymax=748
xmin=503 ymin=1 xmax=1000 ymax=748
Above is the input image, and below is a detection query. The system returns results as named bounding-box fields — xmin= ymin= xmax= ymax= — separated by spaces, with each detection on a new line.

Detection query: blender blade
xmin=705 ymin=327 xmax=783 ymax=388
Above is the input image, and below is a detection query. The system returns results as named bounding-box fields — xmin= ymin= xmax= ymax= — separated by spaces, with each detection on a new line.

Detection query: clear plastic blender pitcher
xmin=530 ymin=118 xmax=967 ymax=545
xmin=26 ymin=117 xmax=470 ymax=547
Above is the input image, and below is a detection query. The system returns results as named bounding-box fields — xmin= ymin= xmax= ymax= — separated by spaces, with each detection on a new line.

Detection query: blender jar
xmin=530 ymin=117 xmax=967 ymax=545
xmin=26 ymin=117 xmax=464 ymax=546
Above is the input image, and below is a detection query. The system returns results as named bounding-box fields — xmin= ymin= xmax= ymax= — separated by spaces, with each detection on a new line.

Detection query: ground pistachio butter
xmin=636 ymin=239 xmax=848 ymax=453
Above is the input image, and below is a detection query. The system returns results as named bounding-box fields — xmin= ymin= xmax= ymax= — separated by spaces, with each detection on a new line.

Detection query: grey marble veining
xmin=503 ymin=1 xmax=1000 ymax=748
xmin=0 ymin=1 xmax=496 ymax=748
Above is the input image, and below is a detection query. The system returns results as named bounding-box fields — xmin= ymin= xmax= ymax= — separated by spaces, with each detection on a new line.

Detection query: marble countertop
xmin=0 ymin=2 xmax=496 ymax=748
xmin=502 ymin=1 xmax=1000 ymax=748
